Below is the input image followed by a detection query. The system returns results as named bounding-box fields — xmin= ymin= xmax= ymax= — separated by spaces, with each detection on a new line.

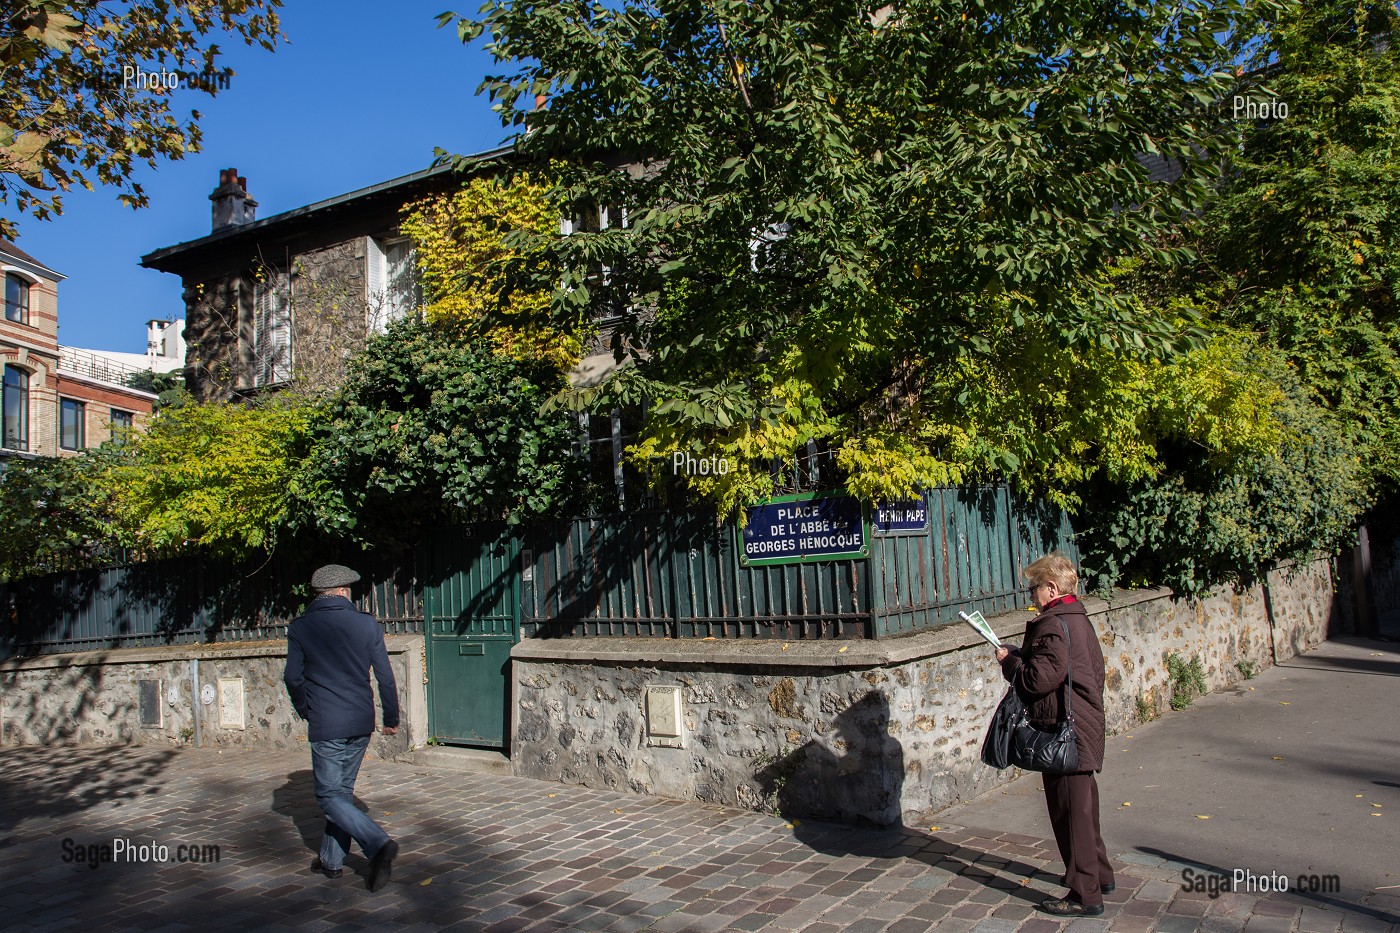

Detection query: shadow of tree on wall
xmin=0 ymin=745 xmax=178 ymax=833
xmin=753 ymin=686 xmax=1065 ymax=907
xmin=755 ymin=690 xmax=904 ymax=826
xmin=0 ymin=653 xmax=139 ymax=749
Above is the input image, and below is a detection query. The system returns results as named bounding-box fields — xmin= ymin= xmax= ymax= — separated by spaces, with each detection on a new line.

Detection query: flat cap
xmin=311 ymin=564 xmax=360 ymax=590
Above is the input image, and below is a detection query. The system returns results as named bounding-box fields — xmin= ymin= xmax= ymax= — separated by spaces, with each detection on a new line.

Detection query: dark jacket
xmin=998 ymin=596 xmax=1106 ymax=772
xmin=284 ymin=594 xmax=399 ymax=743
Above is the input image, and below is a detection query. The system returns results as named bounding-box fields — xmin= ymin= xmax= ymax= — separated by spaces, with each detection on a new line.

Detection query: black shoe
xmin=310 ymin=858 xmax=343 ymax=879
xmin=1040 ymin=897 xmax=1105 ymax=917
xmin=367 ymin=840 xmax=398 ymax=892
xmin=1060 ymin=875 xmax=1116 ymax=894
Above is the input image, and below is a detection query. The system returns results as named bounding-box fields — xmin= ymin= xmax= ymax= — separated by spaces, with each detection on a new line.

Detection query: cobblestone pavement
xmin=1 ymin=745 xmax=1396 ymax=933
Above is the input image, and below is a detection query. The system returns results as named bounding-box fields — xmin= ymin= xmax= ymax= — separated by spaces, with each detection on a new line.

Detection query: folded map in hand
xmin=958 ymin=610 xmax=1002 ymax=649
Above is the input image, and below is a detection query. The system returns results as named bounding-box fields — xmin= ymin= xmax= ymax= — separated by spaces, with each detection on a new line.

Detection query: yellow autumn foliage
xmin=400 ymin=174 xmax=581 ymax=372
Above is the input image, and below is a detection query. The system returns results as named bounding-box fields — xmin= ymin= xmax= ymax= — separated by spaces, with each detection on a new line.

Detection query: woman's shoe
xmin=1040 ymin=897 xmax=1105 ymax=917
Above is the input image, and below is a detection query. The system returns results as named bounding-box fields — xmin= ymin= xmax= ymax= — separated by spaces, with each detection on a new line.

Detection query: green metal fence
xmin=522 ymin=511 xmax=870 ymax=639
xmin=1 ymin=485 xmax=1075 ymax=657
xmin=520 ymin=486 xmax=1076 ymax=640
xmin=0 ymin=550 xmax=421 ymax=660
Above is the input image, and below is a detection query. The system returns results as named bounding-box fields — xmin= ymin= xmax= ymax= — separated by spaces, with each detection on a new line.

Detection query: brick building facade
xmin=1 ymin=241 xmax=155 ymax=463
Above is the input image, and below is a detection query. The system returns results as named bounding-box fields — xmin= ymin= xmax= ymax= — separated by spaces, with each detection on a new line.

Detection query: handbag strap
xmin=1059 ymin=617 xmax=1074 ymax=722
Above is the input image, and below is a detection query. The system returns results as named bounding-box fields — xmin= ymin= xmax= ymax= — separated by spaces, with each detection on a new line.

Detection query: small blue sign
xmin=873 ymin=493 xmax=930 ymax=534
xmin=738 ymin=493 xmax=869 ymax=566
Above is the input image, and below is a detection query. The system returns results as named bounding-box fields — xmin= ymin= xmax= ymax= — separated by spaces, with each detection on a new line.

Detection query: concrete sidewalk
xmin=1 ymin=637 xmax=1397 ymax=933
xmin=939 ymin=635 xmax=1400 ymax=931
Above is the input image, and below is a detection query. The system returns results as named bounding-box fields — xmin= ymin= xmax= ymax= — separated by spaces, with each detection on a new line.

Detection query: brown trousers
xmin=1042 ymin=771 xmax=1114 ymax=907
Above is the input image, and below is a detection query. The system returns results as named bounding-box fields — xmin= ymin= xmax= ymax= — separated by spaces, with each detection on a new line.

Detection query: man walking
xmin=284 ymin=564 xmax=401 ymax=892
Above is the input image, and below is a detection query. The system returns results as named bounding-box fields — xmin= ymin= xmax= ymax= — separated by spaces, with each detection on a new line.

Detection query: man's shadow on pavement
xmin=755 ymin=689 xmax=1057 ymax=907
xmin=271 ymin=769 xmax=378 ymax=875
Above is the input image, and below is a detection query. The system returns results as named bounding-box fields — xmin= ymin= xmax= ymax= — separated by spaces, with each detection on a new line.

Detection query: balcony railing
xmin=57 ymin=346 xmax=148 ymax=389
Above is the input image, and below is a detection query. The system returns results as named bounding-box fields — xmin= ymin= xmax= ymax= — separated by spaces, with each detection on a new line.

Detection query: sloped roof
xmin=0 ymin=239 xmax=64 ymax=281
xmin=141 ymin=145 xmax=516 ymax=274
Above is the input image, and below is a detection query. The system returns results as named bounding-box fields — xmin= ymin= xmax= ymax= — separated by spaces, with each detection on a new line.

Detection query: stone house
xmin=141 ymin=150 xmax=515 ymax=402
xmin=2 ymin=241 xmax=156 ymax=463
xmin=141 ymin=149 xmax=641 ymax=502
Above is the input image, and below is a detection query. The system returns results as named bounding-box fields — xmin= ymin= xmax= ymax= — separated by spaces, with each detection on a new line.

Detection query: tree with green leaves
xmin=1049 ymin=0 xmax=1400 ymax=593
xmin=1186 ymin=0 xmax=1400 ymax=497
xmin=292 ymin=316 xmax=590 ymax=550
xmin=105 ymin=398 xmax=313 ymax=556
xmin=448 ymin=0 xmax=1283 ymax=514
xmin=0 ymin=0 xmax=283 ymax=239
xmin=0 ymin=447 xmax=121 ymax=578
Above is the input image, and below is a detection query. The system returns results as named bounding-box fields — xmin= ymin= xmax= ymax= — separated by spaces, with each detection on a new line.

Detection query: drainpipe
xmin=187 ymin=658 xmax=203 ymax=747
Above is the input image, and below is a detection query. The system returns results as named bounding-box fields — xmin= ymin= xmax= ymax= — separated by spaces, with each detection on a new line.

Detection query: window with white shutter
xmin=365 ymin=236 xmax=386 ymax=333
xmin=366 ymin=236 xmax=418 ymax=334
xmin=253 ymin=270 xmax=292 ymax=386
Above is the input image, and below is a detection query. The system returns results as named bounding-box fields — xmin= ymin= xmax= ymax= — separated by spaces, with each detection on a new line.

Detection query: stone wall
xmin=286 ymin=239 xmax=368 ymax=399
xmin=182 ymin=275 xmax=248 ymax=402
xmin=510 ymin=559 xmax=1336 ymax=826
xmin=0 ymin=635 xmax=425 ymax=760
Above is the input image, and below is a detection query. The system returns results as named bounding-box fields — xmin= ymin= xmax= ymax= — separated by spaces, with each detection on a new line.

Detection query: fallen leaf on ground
xmin=929 ymin=826 xmax=940 ymax=831
xmin=1372 ymin=803 xmax=1383 ymax=808
xmin=781 ymin=643 xmax=790 ymax=651
xmin=1280 ymin=701 xmax=1291 ymax=705
xmin=1196 ymin=815 xmax=1212 ymax=820
xmin=1122 ymin=802 xmax=1132 ymax=807
xmin=1249 ymin=687 xmax=1255 ymax=691
xmin=420 ymin=878 xmax=432 ymax=886
xmin=1271 ymin=757 xmax=1284 ymax=761
xmin=548 ymin=793 xmax=556 ymax=798
xmin=701 ymin=636 xmax=716 ymax=641
xmin=613 ymin=808 xmax=622 ymax=813
xmin=838 ymin=646 xmax=849 ymax=653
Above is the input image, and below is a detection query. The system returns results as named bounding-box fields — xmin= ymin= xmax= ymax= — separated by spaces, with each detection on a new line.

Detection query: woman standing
xmin=994 ymin=554 xmax=1114 ymax=917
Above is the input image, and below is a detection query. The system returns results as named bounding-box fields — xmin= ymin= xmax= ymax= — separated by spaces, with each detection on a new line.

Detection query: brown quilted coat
xmin=998 ymin=597 xmax=1107 ymax=772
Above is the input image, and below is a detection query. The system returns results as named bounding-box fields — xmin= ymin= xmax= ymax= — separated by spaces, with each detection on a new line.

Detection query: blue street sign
xmin=873 ymin=492 xmax=930 ymax=534
xmin=738 ymin=492 xmax=869 ymax=566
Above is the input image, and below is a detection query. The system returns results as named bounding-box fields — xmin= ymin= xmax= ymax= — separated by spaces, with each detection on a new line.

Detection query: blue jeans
xmin=310 ymin=735 xmax=391 ymax=870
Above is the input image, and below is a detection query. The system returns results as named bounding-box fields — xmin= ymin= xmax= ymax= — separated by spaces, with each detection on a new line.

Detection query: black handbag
xmin=980 ymin=685 xmax=1023 ymax=769
xmin=983 ymin=618 xmax=1081 ymax=774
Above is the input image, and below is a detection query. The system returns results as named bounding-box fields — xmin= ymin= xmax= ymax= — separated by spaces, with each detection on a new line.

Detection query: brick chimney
xmin=210 ymin=168 xmax=257 ymax=231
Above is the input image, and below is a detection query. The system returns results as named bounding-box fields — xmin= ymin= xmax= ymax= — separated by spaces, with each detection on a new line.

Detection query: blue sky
xmin=5 ymin=1 xmax=512 ymax=352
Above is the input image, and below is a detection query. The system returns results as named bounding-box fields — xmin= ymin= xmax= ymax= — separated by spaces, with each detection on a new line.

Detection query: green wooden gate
xmin=422 ymin=526 xmax=520 ymax=748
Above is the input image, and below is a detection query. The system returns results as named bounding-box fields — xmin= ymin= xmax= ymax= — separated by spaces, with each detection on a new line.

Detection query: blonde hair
xmin=1023 ymin=553 xmax=1078 ymax=594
